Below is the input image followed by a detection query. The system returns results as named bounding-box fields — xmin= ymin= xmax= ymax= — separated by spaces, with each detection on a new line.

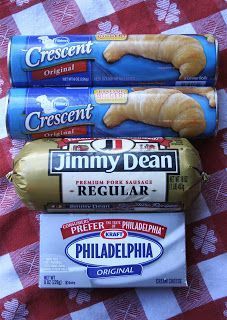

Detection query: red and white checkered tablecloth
xmin=0 ymin=0 xmax=227 ymax=319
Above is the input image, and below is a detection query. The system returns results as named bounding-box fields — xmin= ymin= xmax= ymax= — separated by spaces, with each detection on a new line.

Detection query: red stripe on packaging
xmin=32 ymin=60 xmax=87 ymax=80
xmin=31 ymin=125 xmax=88 ymax=139
xmin=61 ymin=218 xmax=167 ymax=239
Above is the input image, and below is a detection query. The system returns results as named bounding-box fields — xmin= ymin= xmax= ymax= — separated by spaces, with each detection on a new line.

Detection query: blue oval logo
xmin=52 ymin=97 xmax=69 ymax=111
xmin=65 ymin=232 xmax=163 ymax=267
xmin=54 ymin=37 xmax=70 ymax=45
xmin=101 ymin=229 xmax=127 ymax=239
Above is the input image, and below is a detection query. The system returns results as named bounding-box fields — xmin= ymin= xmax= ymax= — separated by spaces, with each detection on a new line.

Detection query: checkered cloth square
xmin=0 ymin=0 xmax=227 ymax=319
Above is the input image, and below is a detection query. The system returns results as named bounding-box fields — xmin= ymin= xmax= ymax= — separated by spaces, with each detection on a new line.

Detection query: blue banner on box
xmin=87 ymin=264 xmax=143 ymax=279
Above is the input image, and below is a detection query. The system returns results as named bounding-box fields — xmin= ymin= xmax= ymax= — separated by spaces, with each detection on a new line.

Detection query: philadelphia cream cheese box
xmin=39 ymin=213 xmax=187 ymax=288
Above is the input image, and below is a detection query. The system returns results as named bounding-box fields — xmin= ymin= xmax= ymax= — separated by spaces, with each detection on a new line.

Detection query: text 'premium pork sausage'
xmin=7 ymin=138 xmax=206 ymax=212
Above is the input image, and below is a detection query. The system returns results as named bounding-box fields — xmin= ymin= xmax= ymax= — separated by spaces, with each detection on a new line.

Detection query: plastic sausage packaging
xmin=8 ymin=34 xmax=218 ymax=87
xmin=7 ymin=137 xmax=206 ymax=212
xmin=6 ymin=87 xmax=217 ymax=139
xmin=39 ymin=212 xmax=187 ymax=288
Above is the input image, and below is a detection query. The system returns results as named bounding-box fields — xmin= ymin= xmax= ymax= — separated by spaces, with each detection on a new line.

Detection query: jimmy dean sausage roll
xmin=7 ymin=137 xmax=205 ymax=212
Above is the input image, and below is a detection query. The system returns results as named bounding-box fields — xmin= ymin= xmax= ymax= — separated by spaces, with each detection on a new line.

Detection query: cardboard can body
xmin=7 ymin=87 xmax=217 ymax=140
xmin=8 ymin=34 xmax=218 ymax=87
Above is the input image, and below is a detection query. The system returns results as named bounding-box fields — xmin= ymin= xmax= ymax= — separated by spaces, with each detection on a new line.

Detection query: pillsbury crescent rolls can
xmin=7 ymin=137 xmax=206 ymax=212
xmin=6 ymin=87 xmax=217 ymax=139
xmin=8 ymin=34 xmax=218 ymax=87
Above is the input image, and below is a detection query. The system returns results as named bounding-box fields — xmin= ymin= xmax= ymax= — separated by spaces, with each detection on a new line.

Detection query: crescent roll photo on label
xmin=7 ymin=138 xmax=207 ymax=212
xmin=6 ymin=87 xmax=217 ymax=140
xmin=8 ymin=34 xmax=217 ymax=87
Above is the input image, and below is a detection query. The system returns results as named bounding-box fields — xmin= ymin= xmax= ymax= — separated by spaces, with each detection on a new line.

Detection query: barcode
xmin=44 ymin=275 xmax=55 ymax=280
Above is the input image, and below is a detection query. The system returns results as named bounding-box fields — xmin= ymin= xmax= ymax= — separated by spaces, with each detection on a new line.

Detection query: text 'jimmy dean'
xmin=49 ymin=151 xmax=179 ymax=173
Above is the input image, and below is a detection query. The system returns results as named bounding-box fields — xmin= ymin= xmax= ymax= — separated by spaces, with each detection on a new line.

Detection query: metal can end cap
xmin=6 ymin=171 xmax=13 ymax=182
xmin=201 ymin=171 xmax=209 ymax=182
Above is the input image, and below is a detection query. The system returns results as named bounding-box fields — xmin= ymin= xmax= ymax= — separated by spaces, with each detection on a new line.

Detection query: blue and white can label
xmin=39 ymin=212 xmax=187 ymax=288
xmin=6 ymin=87 xmax=217 ymax=139
xmin=8 ymin=34 xmax=218 ymax=87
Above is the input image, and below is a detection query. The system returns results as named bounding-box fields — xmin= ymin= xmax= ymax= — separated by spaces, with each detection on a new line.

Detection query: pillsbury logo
xmin=54 ymin=37 xmax=70 ymax=46
xmin=38 ymin=36 xmax=70 ymax=48
xmin=36 ymin=95 xmax=69 ymax=113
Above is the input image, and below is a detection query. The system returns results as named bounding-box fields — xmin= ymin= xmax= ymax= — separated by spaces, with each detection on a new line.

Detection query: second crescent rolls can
xmin=7 ymin=137 xmax=206 ymax=212
xmin=6 ymin=87 xmax=217 ymax=140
